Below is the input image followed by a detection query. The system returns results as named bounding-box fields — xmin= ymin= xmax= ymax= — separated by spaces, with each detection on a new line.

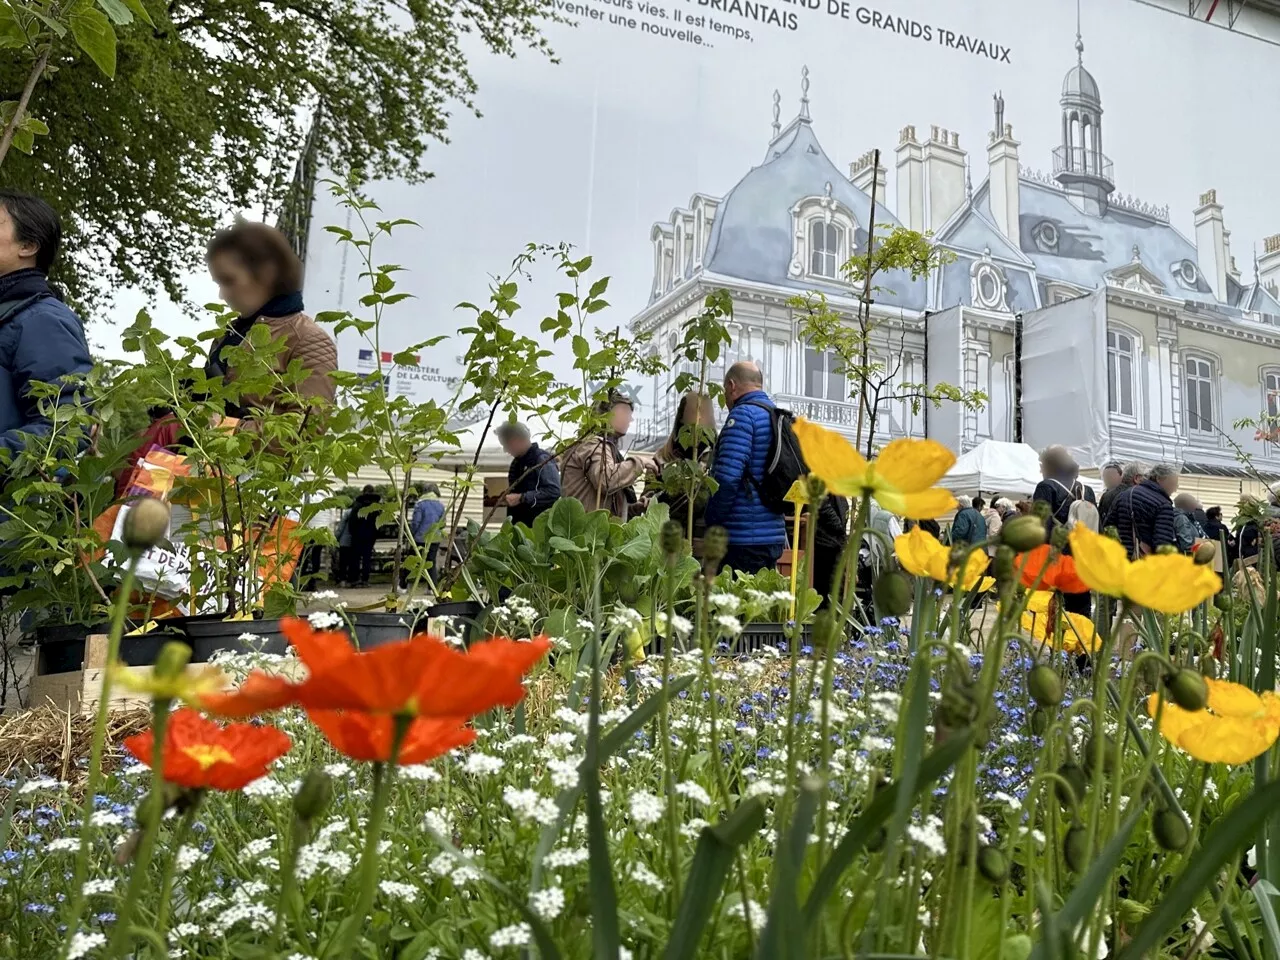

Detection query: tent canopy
xmin=943 ymin=440 xmax=1102 ymax=498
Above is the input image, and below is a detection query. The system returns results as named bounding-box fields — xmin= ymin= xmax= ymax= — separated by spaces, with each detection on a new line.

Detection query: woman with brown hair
xmin=654 ymin=392 xmax=717 ymax=542
xmin=204 ymin=221 xmax=337 ymax=418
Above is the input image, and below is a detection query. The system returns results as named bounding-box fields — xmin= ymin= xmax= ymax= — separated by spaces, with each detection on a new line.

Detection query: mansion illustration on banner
xmin=627 ymin=25 xmax=1280 ymax=483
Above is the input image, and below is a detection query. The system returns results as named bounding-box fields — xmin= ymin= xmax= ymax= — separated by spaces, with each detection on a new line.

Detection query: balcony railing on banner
xmin=776 ymin=394 xmax=860 ymax=428
xmin=1051 ymin=145 xmax=1114 ymax=184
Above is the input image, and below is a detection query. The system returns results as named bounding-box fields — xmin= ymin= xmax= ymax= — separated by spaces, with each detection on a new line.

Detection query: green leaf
xmin=756 ymin=776 xmax=822 ymax=959
xmin=588 ymin=276 xmax=609 ymax=298
xmin=1114 ymin=779 xmax=1280 ymax=960
xmin=802 ymin=730 xmax=974 ymax=924
xmin=663 ymin=797 xmax=766 ymax=960
xmin=95 ymin=0 xmax=134 ymax=25
xmin=121 ymin=0 xmax=154 ymax=26
xmin=548 ymin=535 xmax=585 ymax=554
xmin=69 ymin=5 xmax=117 ymax=77
xmin=572 ymin=335 xmax=590 ymax=360
xmin=1251 ymin=879 xmax=1280 ymax=960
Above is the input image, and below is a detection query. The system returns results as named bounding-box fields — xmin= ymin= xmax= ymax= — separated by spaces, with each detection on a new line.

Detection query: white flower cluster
xmin=240 ymin=836 xmax=276 ymax=861
xmin=18 ymin=776 xmax=65 ymax=795
xmin=628 ymin=862 xmax=664 ymax=891
xmin=543 ymin=846 xmax=589 ymax=869
xmin=81 ymin=878 xmax=114 ymax=896
xmin=707 ymin=592 xmax=741 ymax=613
xmin=242 ymin=776 xmax=291 ymax=799
xmin=378 ymin=880 xmax=419 ymax=903
xmin=295 ymin=820 xmax=355 ymax=881
xmin=503 ymin=787 xmax=559 ymax=826
xmin=490 ymin=922 xmax=532 ymax=949
xmin=400 ymin=763 xmax=443 ymax=783
xmin=727 ymin=898 xmax=767 ymax=927
xmin=529 ymin=885 xmax=565 ymax=920
xmin=906 ymin=815 xmax=947 ymax=857
xmin=175 ymin=844 xmax=204 ymax=873
xmin=628 ymin=791 xmax=664 ymax=826
xmin=307 ymin=611 xmax=344 ymax=631
xmin=546 ymin=757 xmax=580 ymax=790
xmin=463 ymin=752 xmax=505 ymax=777
xmin=675 ymin=781 xmax=711 ymax=805
xmin=67 ymin=931 xmax=106 ymax=960
xmin=45 ymin=837 xmax=80 ymax=853
xmin=427 ymin=849 xmax=481 ymax=886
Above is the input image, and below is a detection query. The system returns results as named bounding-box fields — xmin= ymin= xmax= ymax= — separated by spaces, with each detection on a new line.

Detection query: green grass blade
xmin=1250 ymin=879 xmax=1280 ymax=960
xmin=803 ymin=731 xmax=974 ymax=925
xmin=1027 ymin=803 xmax=1142 ymax=960
xmin=1115 ymin=777 xmax=1280 ymax=960
xmin=662 ymin=797 xmax=767 ymax=960
xmin=756 ymin=776 xmax=823 ymax=959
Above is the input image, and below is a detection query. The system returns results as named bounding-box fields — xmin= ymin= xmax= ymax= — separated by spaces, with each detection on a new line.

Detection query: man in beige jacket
xmin=561 ymin=394 xmax=656 ymax=520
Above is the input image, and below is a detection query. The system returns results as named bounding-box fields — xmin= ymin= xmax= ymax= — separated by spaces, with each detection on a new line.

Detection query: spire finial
xmin=1075 ymin=0 xmax=1084 ymax=63
xmin=965 ymin=160 xmax=973 ymax=200
xmin=771 ymin=89 xmax=781 ymax=138
xmin=800 ymin=65 xmax=810 ymax=120
xmin=1256 ymin=243 xmax=1262 ymax=278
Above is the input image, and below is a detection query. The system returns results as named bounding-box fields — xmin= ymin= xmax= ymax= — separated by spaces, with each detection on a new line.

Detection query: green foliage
xmin=0 ymin=0 xmax=558 ymax=313
xmin=709 ymin=565 xmax=821 ymax=625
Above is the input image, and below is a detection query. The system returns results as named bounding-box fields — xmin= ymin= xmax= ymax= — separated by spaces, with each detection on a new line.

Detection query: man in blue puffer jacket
xmin=0 ymin=191 xmax=93 ymax=464
xmin=704 ymin=361 xmax=787 ymax=574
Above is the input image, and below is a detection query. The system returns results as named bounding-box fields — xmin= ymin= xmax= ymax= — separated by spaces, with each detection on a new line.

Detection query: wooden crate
xmin=27 ymin=635 xmax=151 ymax=715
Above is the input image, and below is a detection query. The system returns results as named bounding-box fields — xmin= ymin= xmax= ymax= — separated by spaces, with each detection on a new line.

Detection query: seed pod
xmin=153 ymin=641 xmax=192 ymax=681
xmin=977 ymin=846 xmax=1009 ymax=884
xmin=1152 ymin=808 xmax=1190 ymax=851
xmin=1050 ymin=524 xmax=1069 ymax=549
xmin=1083 ymin=736 xmax=1114 ymax=776
xmin=1001 ymin=515 xmax=1046 ymax=552
xmin=1029 ymin=707 xmax=1050 ymax=736
xmin=993 ymin=545 xmax=1015 ymax=583
xmin=805 ymin=474 xmax=827 ymax=503
xmin=293 ymin=770 xmax=334 ymax=822
xmin=1055 ymin=763 xmax=1088 ymax=809
xmin=123 ymin=497 xmax=171 ymax=551
xmin=1027 ymin=664 xmax=1064 ymax=707
xmin=1063 ymin=824 xmax=1089 ymax=872
xmin=1213 ymin=593 xmax=1232 ymax=612
xmin=1166 ymin=669 xmax=1209 ymax=712
xmin=702 ymin=526 xmax=729 ymax=566
xmin=872 ymin=571 xmax=912 ymax=617
xmin=660 ymin=520 xmax=684 ymax=559
xmin=1193 ymin=541 xmax=1217 ymax=566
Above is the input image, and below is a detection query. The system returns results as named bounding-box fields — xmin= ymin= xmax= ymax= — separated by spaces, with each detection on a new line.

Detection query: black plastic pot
xmin=348 ymin=612 xmax=414 ymax=650
xmin=37 ymin=631 xmax=185 ymax=675
xmin=648 ymin=622 xmax=812 ymax=657
xmin=175 ymin=616 xmax=289 ymax=662
xmin=426 ymin=600 xmax=485 ymax=648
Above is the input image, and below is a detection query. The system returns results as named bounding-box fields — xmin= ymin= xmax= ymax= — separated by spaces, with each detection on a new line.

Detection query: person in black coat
xmin=1202 ymin=505 xmax=1235 ymax=564
xmin=344 ymin=485 xmax=382 ymax=586
xmin=496 ymin=422 xmax=561 ymax=528
xmin=1032 ymin=446 xmax=1098 ymax=535
xmin=1096 ymin=461 xmax=1123 ymax=525
xmin=813 ymin=493 xmax=850 ymax=609
xmin=1106 ymin=465 xmax=1178 ymax=558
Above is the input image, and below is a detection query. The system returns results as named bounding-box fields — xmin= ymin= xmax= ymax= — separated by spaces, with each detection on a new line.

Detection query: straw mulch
xmin=0 ymin=704 xmax=151 ymax=787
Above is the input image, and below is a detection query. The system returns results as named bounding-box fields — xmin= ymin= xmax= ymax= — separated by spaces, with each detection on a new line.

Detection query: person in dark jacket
xmin=950 ymin=495 xmax=987 ymax=545
xmin=401 ymin=483 xmax=445 ymax=589
xmin=496 ymin=422 xmax=561 ymax=527
xmin=1032 ymin=445 xmax=1097 ymax=535
xmin=1107 ymin=464 xmax=1178 ymax=558
xmin=655 ymin=392 xmax=716 ymax=545
xmin=704 ymin=362 xmax=787 ymax=574
xmin=1173 ymin=493 xmax=1207 ymax=554
xmin=1202 ymin=506 xmax=1235 ymax=563
xmin=1096 ymin=461 xmax=1123 ymax=524
xmin=813 ymin=493 xmax=849 ymax=608
xmin=0 ymin=191 xmax=94 ymax=464
xmin=1100 ymin=461 xmax=1145 ymax=530
xmin=344 ymin=485 xmax=382 ymax=586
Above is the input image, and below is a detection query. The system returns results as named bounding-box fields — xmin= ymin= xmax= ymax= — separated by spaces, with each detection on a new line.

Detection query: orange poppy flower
xmin=200 ymin=619 xmax=551 ymax=720
xmin=123 ymin=708 xmax=292 ymax=791
xmin=1015 ymin=545 xmax=1089 ymax=594
xmin=306 ymin=709 xmax=477 ymax=765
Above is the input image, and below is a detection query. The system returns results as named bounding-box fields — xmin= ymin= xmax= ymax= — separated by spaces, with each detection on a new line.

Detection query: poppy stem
xmin=155 ymin=793 xmax=203 ymax=940
xmin=337 ymin=714 xmax=411 ymax=959
xmin=105 ymin=699 xmax=173 ymax=959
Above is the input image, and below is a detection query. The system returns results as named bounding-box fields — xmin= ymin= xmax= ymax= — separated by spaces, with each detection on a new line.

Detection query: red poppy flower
xmin=123 ymin=708 xmax=291 ymax=791
xmin=200 ymin=619 xmax=551 ymax=721
xmin=306 ymin=709 xmax=477 ymax=765
xmin=1016 ymin=545 xmax=1089 ymax=593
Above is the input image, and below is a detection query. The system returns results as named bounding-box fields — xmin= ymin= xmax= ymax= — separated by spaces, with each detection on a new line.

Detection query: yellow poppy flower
xmin=793 ymin=419 xmax=957 ymax=519
xmin=109 ymin=662 xmax=228 ymax=704
xmin=1067 ymin=525 xmax=1221 ymax=614
xmin=895 ymin=527 xmax=988 ymax=590
xmin=1018 ymin=591 xmax=1100 ymax=654
xmin=1147 ymin=677 xmax=1280 ymax=764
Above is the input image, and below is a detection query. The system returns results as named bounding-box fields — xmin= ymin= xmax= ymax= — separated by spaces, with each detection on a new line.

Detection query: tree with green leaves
xmin=0 ymin=0 xmax=559 ymax=314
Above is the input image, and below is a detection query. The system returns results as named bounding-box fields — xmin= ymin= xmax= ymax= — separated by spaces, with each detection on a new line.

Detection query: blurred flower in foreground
xmin=793 ymin=419 xmax=957 ymax=519
xmin=895 ymin=526 xmax=991 ymax=591
xmin=1147 ymin=677 xmax=1280 ymax=764
xmin=306 ymin=711 xmax=476 ymax=765
xmin=123 ymin=709 xmax=291 ymax=790
xmin=1020 ymin=591 xmax=1100 ymax=654
xmin=1068 ymin=525 xmax=1220 ymax=614
xmin=109 ymin=662 xmax=226 ymax=704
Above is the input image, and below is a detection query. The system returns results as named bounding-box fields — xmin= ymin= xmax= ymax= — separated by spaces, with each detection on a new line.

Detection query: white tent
xmin=943 ymin=440 xmax=1101 ymax=498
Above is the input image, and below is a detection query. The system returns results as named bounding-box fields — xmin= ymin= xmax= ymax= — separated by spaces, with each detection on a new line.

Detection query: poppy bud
xmin=1213 ymin=594 xmax=1232 ymax=612
xmin=805 ymin=474 xmax=827 ymax=503
xmin=1152 ymin=808 xmax=1190 ymax=851
xmin=872 ymin=571 xmax=912 ymax=617
xmin=1029 ymin=707 xmax=1050 ymax=736
xmin=1055 ymin=763 xmax=1087 ymax=809
xmin=153 ymin=641 xmax=191 ymax=682
xmin=1165 ymin=669 xmax=1208 ymax=712
xmin=123 ymin=497 xmax=171 ymax=551
xmin=1027 ymin=664 xmax=1063 ymax=707
xmin=1033 ymin=501 xmax=1051 ymax=522
xmin=702 ymin=526 xmax=729 ymax=565
xmin=1063 ymin=824 xmax=1089 ymax=872
xmin=293 ymin=770 xmax=334 ymax=823
xmin=1193 ymin=541 xmax=1216 ymax=566
xmin=977 ymin=846 xmax=1009 ymax=884
xmin=660 ymin=521 xmax=684 ymax=559
xmin=1199 ymin=656 xmax=1218 ymax=679
xmin=993 ymin=545 xmax=1015 ymax=583
xmin=1001 ymin=516 xmax=1046 ymax=552
xmin=1083 ymin=736 xmax=1114 ymax=775
xmin=1155 ymin=544 xmax=1178 ymax=556
xmin=1050 ymin=524 xmax=1069 ymax=549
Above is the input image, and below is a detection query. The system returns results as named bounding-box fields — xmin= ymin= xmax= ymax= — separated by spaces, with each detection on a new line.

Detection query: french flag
xmin=358 ymin=349 xmax=373 ymax=362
